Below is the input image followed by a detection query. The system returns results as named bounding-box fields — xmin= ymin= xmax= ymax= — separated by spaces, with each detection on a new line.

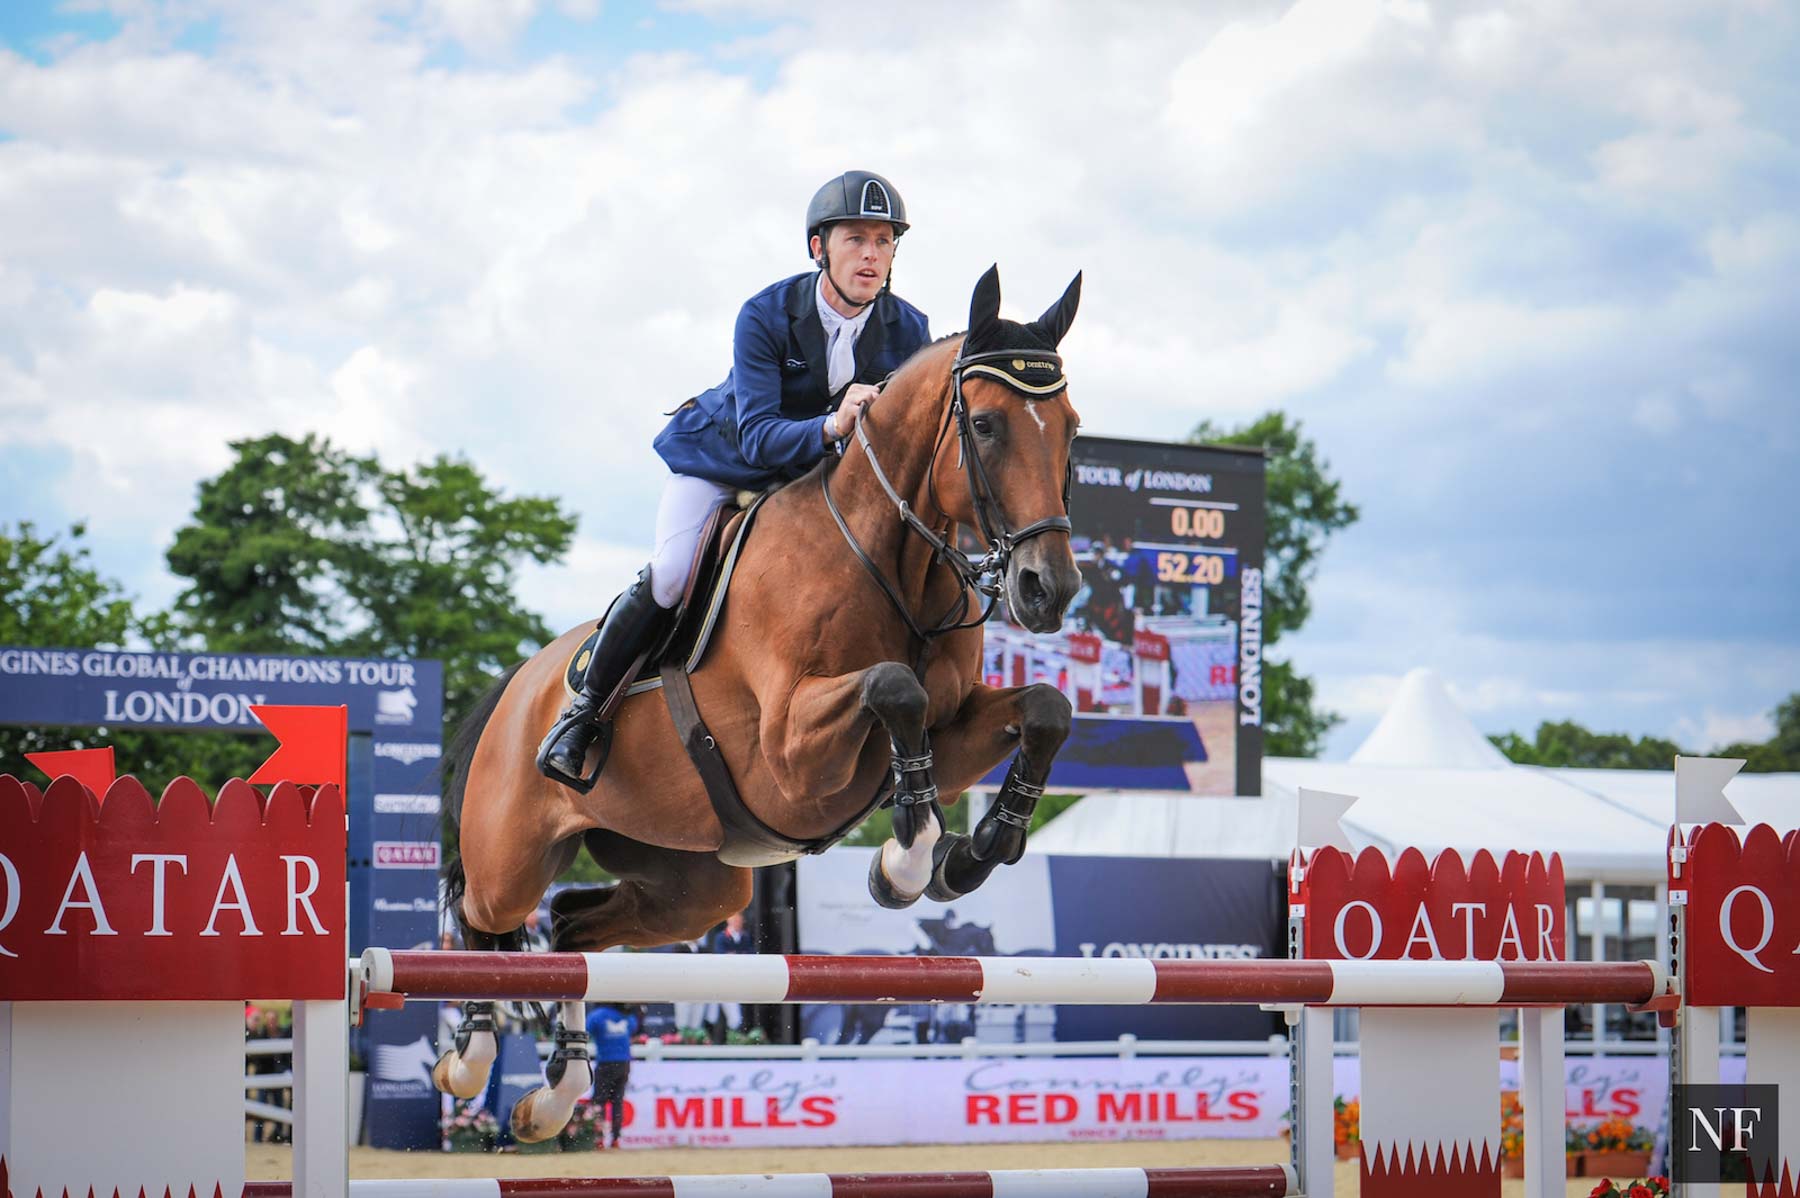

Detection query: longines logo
xmin=374 ymin=741 xmax=440 ymax=765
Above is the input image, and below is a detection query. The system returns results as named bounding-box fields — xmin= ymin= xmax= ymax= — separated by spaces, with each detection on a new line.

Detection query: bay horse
xmin=435 ymin=265 xmax=1084 ymax=1141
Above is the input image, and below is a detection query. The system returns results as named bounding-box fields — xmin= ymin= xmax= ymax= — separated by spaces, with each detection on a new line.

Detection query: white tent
xmin=1029 ymin=667 xmax=1798 ymax=884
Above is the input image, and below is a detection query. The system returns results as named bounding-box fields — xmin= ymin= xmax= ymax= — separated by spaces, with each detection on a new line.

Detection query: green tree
xmin=1713 ymin=693 xmax=1800 ymax=773
xmin=1489 ymin=721 xmax=1684 ymax=770
xmin=1 ymin=521 xmax=135 ymax=647
xmin=1491 ymin=696 xmax=1800 ymax=774
xmin=338 ymin=456 xmax=576 ymax=719
xmin=164 ymin=434 xmax=373 ymax=653
xmin=1187 ymin=412 xmax=1360 ymax=756
xmin=0 ymin=521 xmax=269 ymax=789
xmin=165 ymin=434 xmax=576 ymax=725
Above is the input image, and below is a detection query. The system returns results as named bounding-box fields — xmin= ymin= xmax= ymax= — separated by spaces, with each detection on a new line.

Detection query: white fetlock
xmin=511 ymin=1002 xmax=591 ymax=1144
xmin=431 ymin=1026 xmax=496 ymax=1099
xmin=510 ymin=1055 xmax=592 ymax=1143
xmin=880 ymin=807 xmax=943 ymax=899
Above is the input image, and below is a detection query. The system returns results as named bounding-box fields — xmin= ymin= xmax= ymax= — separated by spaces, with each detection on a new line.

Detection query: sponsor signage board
xmin=576 ymin=1054 xmax=1671 ymax=1150
xmin=797 ymin=849 xmax=1283 ymax=1045
xmin=0 ymin=646 xmax=441 ymax=735
xmin=0 ymin=778 xmax=347 ymax=1002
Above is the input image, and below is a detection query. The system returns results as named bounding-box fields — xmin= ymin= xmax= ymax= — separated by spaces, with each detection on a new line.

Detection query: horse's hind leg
xmin=509 ymin=835 xmax=752 ymax=1143
xmin=509 ymin=998 xmax=594 ymax=1144
xmin=437 ymin=832 xmax=585 ymax=1130
xmin=548 ymin=829 xmax=755 ymax=952
xmin=429 ymin=916 xmax=532 ymax=1100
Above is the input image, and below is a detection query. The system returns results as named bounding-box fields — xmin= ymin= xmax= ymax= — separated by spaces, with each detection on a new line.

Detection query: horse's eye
xmin=971 ymin=415 xmax=995 ymax=437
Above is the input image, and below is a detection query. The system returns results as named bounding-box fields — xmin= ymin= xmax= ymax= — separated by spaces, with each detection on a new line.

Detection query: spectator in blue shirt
xmin=585 ymin=1002 xmax=639 ymax=1149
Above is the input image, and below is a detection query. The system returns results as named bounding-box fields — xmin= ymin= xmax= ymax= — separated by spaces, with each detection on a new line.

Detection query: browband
xmin=953 ymin=348 xmax=1067 ymax=397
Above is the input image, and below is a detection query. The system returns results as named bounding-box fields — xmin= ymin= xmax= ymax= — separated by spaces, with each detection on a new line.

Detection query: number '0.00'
xmin=1170 ymin=506 xmax=1226 ymax=539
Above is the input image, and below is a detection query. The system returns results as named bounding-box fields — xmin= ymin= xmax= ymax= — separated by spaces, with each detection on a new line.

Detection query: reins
xmin=820 ymin=343 xmax=1073 ymax=665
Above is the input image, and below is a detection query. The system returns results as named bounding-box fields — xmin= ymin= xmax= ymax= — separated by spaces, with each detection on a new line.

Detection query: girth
xmin=653 ymin=491 xmax=886 ymax=867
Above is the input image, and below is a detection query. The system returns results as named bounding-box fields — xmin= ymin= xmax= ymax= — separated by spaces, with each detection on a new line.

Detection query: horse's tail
xmin=440 ymin=661 xmax=524 ymax=926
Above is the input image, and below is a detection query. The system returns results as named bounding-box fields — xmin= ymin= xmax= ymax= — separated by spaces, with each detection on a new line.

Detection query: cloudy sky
xmin=2 ymin=0 xmax=1795 ymax=759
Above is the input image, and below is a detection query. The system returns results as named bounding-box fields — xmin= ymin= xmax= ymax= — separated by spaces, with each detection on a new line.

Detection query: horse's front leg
xmin=855 ymin=661 xmax=947 ymax=909
xmin=925 ymin=682 xmax=1073 ymax=901
xmin=763 ymin=663 xmax=942 ymax=908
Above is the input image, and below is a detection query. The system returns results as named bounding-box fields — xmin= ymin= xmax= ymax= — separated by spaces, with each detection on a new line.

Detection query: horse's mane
xmin=879 ymin=331 xmax=962 ymax=412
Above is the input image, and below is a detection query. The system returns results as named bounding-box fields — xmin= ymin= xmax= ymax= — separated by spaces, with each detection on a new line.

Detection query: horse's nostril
xmin=1020 ymin=570 xmax=1047 ymax=610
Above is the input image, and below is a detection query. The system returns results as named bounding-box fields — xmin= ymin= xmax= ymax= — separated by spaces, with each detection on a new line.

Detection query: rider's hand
xmin=827 ymin=383 xmax=881 ymax=440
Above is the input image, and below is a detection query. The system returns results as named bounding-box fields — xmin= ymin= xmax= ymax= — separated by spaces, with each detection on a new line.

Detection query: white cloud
xmin=1 ymin=0 xmax=1794 ymax=754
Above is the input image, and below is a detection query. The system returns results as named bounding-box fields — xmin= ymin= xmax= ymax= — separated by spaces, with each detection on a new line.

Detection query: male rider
xmin=539 ymin=170 xmax=932 ymax=789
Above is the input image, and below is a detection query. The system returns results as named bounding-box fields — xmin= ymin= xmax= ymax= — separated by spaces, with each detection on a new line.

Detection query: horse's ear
xmin=1029 ymin=271 xmax=1082 ymax=347
xmin=967 ymin=264 xmax=1003 ymax=352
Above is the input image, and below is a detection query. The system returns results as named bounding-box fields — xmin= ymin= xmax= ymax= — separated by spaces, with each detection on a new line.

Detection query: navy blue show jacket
xmin=654 ymin=272 xmax=932 ymax=490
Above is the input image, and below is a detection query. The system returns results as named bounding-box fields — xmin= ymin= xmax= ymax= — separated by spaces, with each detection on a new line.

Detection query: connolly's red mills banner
xmin=1675 ymin=822 xmax=1800 ymax=1009
xmin=1297 ymin=845 xmax=1567 ymax=962
xmin=0 ymin=774 xmax=347 ymax=1001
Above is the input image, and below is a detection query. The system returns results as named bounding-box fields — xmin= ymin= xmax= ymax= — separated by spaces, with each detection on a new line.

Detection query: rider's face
xmin=813 ymin=220 xmax=896 ymax=311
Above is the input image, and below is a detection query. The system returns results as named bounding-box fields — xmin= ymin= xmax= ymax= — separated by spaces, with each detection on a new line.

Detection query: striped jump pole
xmin=357 ymin=948 xmax=1667 ymax=1009
xmin=247 ymin=1166 xmax=1295 ymax=1197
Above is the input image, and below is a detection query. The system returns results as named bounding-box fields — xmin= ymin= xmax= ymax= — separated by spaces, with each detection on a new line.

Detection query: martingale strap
xmin=821 ymin=344 xmax=1074 ymax=657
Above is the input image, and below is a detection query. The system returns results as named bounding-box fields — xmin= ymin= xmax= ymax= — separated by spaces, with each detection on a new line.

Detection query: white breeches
xmin=650 ymin=473 xmax=736 ymax=609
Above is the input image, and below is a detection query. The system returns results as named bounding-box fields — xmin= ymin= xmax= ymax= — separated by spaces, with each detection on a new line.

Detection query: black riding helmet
xmin=806 ymin=171 xmax=909 ymax=311
xmin=805 ymin=170 xmax=910 ymax=255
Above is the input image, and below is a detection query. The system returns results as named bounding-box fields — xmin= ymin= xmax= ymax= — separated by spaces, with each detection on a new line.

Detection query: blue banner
xmin=0 ymin=645 xmax=441 ymax=735
xmin=1045 ymin=856 xmax=1283 ymax=1042
xmin=364 ymin=1004 xmax=443 ymax=1150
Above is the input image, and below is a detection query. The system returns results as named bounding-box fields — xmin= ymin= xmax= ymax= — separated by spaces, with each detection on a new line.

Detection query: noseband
xmin=820 ymin=345 xmax=1073 ymax=647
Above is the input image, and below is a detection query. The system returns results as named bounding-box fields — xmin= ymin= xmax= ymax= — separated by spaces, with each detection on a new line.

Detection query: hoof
xmin=510 ymin=1083 xmax=578 ymax=1144
xmin=432 ymin=1049 xmax=488 ymax=1100
xmin=868 ymin=849 xmax=923 ymax=910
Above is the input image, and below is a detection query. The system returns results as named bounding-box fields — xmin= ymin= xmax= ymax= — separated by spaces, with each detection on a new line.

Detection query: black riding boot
xmin=536 ymin=566 xmax=671 ymax=792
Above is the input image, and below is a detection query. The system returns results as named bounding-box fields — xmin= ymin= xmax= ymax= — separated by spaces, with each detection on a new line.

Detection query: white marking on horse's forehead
xmin=1025 ymin=399 xmax=1047 ymax=434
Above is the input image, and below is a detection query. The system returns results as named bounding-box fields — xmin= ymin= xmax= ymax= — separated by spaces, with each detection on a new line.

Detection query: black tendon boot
xmin=537 ymin=566 xmax=671 ymax=791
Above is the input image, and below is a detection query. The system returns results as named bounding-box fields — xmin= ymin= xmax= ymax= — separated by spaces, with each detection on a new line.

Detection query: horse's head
xmin=934 ymin=265 xmax=1085 ymax=634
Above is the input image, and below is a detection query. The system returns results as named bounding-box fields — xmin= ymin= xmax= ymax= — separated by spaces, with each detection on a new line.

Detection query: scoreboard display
xmin=981 ymin=435 xmax=1266 ymax=796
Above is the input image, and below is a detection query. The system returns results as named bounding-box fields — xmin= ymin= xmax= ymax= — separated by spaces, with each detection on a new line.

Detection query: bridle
xmin=821 ymin=344 xmax=1074 ymax=649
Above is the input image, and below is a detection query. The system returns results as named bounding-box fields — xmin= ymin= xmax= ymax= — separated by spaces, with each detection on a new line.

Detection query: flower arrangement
xmin=1333 ymin=1097 xmax=1360 ymax=1158
xmin=550 ymin=1099 xmax=603 ymax=1151
xmin=1586 ymin=1175 xmax=1669 ymax=1198
xmin=444 ymin=1102 xmax=499 ymax=1152
xmin=1499 ymin=1091 xmax=1525 ymax=1160
xmin=1584 ymin=1117 xmax=1655 ymax=1153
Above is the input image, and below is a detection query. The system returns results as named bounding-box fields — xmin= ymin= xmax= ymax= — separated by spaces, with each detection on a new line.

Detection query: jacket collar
xmin=787 ymin=271 xmax=895 ymax=401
